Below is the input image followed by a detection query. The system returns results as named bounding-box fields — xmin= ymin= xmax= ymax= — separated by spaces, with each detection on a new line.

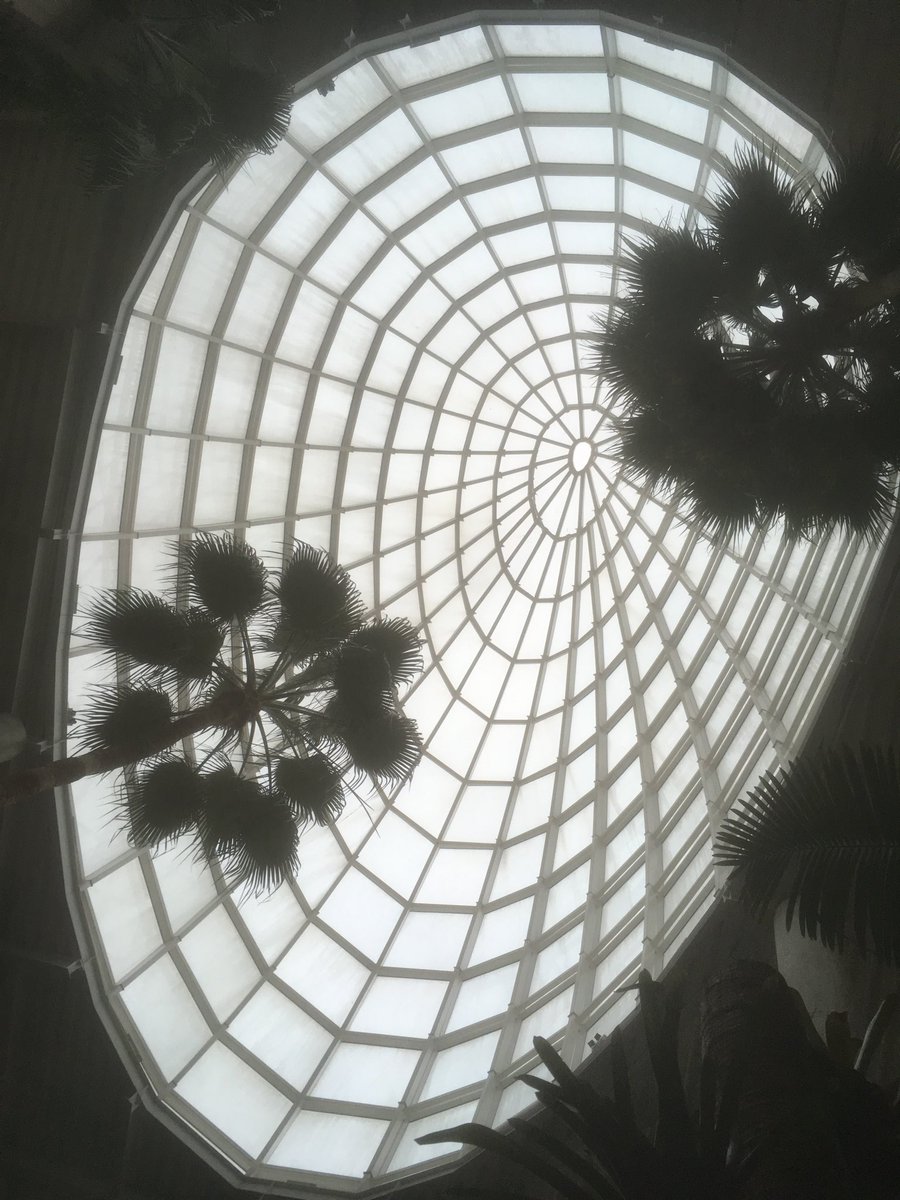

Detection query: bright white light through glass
xmin=571 ymin=440 xmax=593 ymax=473
xmin=61 ymin=14 xmax=886 ymax=1198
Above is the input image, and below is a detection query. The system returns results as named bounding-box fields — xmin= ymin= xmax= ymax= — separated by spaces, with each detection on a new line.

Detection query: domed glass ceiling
xmin=62 ymin=12 xmax=885 ymax=1196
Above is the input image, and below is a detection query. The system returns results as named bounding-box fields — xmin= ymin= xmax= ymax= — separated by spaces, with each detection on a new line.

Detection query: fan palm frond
xmin=83 ymin=590 xmax=224 ymax=679
xmin=75 ymin=687 xmax=173 ymax=759
xmin=619 ymin=226 xmax=723 ymax=328
xmin=124 ymin=756 xmax=205 ymax=847
xmin=709 ymin=147 xmax=825 ymax=298
xmin=334 ymin=710 xmax=423 ymax=785
xmin=195 ymin=63 xmax=293 ymax=172
xmin=714 ymin=744 xmax=900 ymax=964
xmin=177 ymin=532 xmax=269 ymax=622
xmin=198 ymin=766 xmax=299 ymax=891
xmin=814 ymin=137 xmax=900 ymax=278
xmin=274 ymin=753 xmax=345 ymax=826
xmin=337 ymin=618 xmax=424 ymax=688
xmin=273 ymin=542 xmax=365 ymax=661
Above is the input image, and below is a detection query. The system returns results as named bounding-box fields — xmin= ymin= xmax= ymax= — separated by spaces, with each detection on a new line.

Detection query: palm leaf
xmin=195 ymin=63 xmax=293 ymax=172
xmin=618 ymin=226 xmax=723 ymax=329
xmin=83 ymin=590 xmax=224 ymax=680
xmin=506 ymin=1117 xmax=627 ymax=1200
xmin=178 ymin=532 xmax=268 ymax=622
xmin=329 ymin=640 xmax=395 ymax=720
xmin=324 ymin=708 xmax=422 ymax=786
xmin=198 ymin=766 xmax=299 ymax=892
xmin=124 ymin=756 xmax=205 ymax=847
xmin=336 ymin=618 xmax=423 ymax=688
xmin=715 ymin=744 xmax=900 ymax=963
xmin=75 ymin=687 xmax=172 ymax=759
xmin=415 ymin=1123 xmax=597 ymax=1200
xmin=274 ymin=753 xmax=345 ymax=826
xmin=273 ymin=542 xmax=365 ymax=661
xmin=708 ymin=147 xmax=825 ymax=299
xmin=814 ymin=137 xmax=900 ymax=279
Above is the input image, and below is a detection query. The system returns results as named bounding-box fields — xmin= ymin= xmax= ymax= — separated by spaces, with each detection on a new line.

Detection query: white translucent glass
xmin=277 ymin=923 xmax=370 ymax=1023
xmin=262 ymin=172 xmax=347 ymax=264
xmin=623 ymin=133 xmax=701 ymax=189
xmin=176 ymin=1042 xmax=292 ymax=1157
xmin=356 ymin=813 xmax=433 ymax=898
xmin=207 ymin=140 xmax=304 ymax=237
xmin=319 ymin=869 xmax=404 ymax=960
xmin=619 ymin=78 xmax=709 ymax=143
xmin=365 ymin=157 xmax=452 ymax=229
xmin=490 ymin=833 xmax=544 ymax=900
xmin=421 ymin=1029 xmax=502 ymax=1099
xmin=270 ymin=1110 xmax=390 ymax=1174
xmin=326 ymin=109 xmax=422 ymax=192
xmin=288 ymin=61 xmax=390 ymax=152
xmin=392 ymin=1100 xmax=477 ymax=1169
xmin=121 ymin=956 xmax=211 ymax=1077
xmin=350 ymin=976 xmax=448 ymax=1038
xmin=377 ymin=25 xmax=492 ymax=88
xmin=179 ymin=907 xmax=261 ymax=1021
xmin=495 ymin=24 xmax=606 ymax=57
xmin=311 ymin=1042 xmax=421 ymax=1106
xmin=512 ymin=986 xmax=573 ymax=1061
xmin=88 ymin=860 xmax=162 ymax=981
xmin=615 ymin=32 xmax=714 ymax=89
xmin=513 ymin=73 xmax=610 ymax=113
xmin=234 ymin=884 xmax=304 ymax=964
xmin=384 ymin=911 xmax=471 ymax=971
xmin=166 ymin=222 xmax=245 ymax=334
xmin=544 ymin=860 xmax=592 ymax=931
xmin=228 ymin=984 xmax=332 ymax=1091
xmin=411 ymin=76 xmax=512 ymax=139
xmin=224 ymin=255 xmax=293 ymax=351
xmin=417 ymin=848 xmax=493 ymax=906
xmin=531 ymin=924 xmax=583 ymax=992
xmin=529 ymin=125 xmax=614 ymax=164
xmin=440 ymin=129 xmax=531 ymax=183
xmin=192 ymin=442 xmax=243 ymax=525
xmin=726 ymin=75 xmax=813 ymax=159
xmin=469 ymin=897 xmax=534 ymax=965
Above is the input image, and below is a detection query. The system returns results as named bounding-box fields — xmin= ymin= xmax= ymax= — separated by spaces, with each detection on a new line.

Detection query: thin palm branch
xmin=715 ymin=744 xmax=900 ymax=963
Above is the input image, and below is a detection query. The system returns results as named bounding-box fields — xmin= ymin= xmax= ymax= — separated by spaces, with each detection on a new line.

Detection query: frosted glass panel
xmin=176 ymin=1044 xmax=291 ymax=1157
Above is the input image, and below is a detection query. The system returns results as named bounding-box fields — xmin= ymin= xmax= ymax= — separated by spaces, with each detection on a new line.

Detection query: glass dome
xmin=61 ymin=12 xmax=886 ymax=1196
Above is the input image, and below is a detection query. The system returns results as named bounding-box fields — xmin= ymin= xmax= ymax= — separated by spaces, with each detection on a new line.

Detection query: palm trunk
xmin=0 ymin=694 xmax=244 ymax=806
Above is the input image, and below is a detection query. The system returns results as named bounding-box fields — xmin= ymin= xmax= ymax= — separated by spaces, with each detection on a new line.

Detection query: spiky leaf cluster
xmin=73 ymin=535 xmax=423 ymax=891
xmin=590 ymin=143 xmax=900 ymax=542
xmin=715 ymin=744 xmax=900 ymax=964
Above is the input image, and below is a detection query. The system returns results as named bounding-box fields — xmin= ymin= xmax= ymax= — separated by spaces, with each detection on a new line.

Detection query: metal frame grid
xmin=57 ymin=9 xmax=886 ymax=1197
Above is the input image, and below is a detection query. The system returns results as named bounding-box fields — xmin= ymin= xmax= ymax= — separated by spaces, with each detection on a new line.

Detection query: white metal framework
xmin=61 ymin=11 xmax=886 ymax=1196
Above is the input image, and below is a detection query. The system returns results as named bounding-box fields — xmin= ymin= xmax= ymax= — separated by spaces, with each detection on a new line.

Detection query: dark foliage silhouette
xmin=0 ymin=535 xmax=423 ymax=892
xmin=715 ymin=743 xmax=900 ymax=965
xmin=589 ymin=142 xmax=900 ymax=541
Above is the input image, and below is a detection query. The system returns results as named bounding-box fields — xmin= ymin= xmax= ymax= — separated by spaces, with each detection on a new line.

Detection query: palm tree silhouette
xmin=0 ymin=535 xmax=423 ymax=892
xmin=715 ymin=743 xmax=900 ymax=965
xmin=589 ymin=142 xmax=900 ymax=541
xmin=0 ymin=0 xmax=293 ymax=188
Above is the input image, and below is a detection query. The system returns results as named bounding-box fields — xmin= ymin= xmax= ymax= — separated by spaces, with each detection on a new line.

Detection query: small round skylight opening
xmin=570 ymin=439 xmax=593 ymax=473
xmin=61 ymin=12 xmax=886 ymax=1199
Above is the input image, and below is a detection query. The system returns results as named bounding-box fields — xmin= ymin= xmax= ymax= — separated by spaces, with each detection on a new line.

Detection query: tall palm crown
xmin=589 ymin=142 xmax=900 ymax=541
xmin=0 ymin=536 xmax=423 ymax=892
